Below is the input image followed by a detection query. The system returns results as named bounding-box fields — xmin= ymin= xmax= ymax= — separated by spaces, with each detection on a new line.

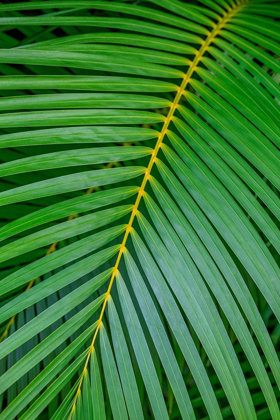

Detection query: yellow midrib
xmin=69 ymin=1 xmax=248 ymax=415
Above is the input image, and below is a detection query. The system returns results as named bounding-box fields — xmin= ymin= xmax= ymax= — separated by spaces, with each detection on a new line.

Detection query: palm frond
xmin=0 ymin=0 xmax=279 ymax=419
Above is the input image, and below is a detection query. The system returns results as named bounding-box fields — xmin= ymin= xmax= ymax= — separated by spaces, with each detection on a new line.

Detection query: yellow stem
xmin=69 ymin=0 xmax=248 ymax=416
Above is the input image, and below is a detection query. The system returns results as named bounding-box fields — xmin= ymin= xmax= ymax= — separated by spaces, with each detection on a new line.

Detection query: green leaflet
xmin=0 ymin=166 xmax=145 ymax=206
xmin=0 ymin=109 xmax=165 ymax=128
xmin=149 ymin=173 xmax=280 ymax=392
xmin=108 ymin=298 xmax=144 ymax=420
xmin=0 ymin=186 xmax=137 ymax=242
xmin=230 ymin=15 xmax=280 ymax=41
xmin=37 ymin=44 xmax=190 ymax=66
xmin=90 ymin=350 xmax=106 ymax=420
xmin=148 ymin=0 xmax=217 ymax=25
xmin=220 ymin=30 xmax=280 ymax=71
xmin=99 ymin=324 xmax=129 ymax=420
xmin=0 ymin=225 xmax=124 ymax=296
xmin=0 ymin=146 xmax=152 ymax=177
xmin=0 ymin=17 xmax=202 ymax=44
xmin=206 ymin=47 xmax=280 ymax=121
xmin=0 ymin=270 xmax=111 ymax=359
xmin=0 ymin=205 xmax=131 ymax=264
xmin=0 ymin=49 xmax=184 ymax=79
xmin=0 ymin=93 xmax=171 ymax=111
xmin=21 ymin=32 xmax=195 ymax=55
xmin=130 ymin=230 xmax=222 ymax=419
xmin=124 ymin=250 xmax=196 ymax=420
xmin=117 ymin=273 xmax=169 ymax=420
xmin=212 ymin=39 xmax=280 ymax=99
xmin=49 ymin=380 xmax=81 ymax=420
xmin=143 ymin=191 xmax=279 ymax=418
xmin=184 ymin=91 xmax=280 ymax=189
xmin=175 ymin=106 xmax=279 ymax=218
xmin=136 ymin=212 xmax=256 ymax=420
xmin=161 ymin=146 xmax=280 ymax=319
xmin=194 ymin=66 xmax=280 ymax=147
xmin=0 ymin=299 xmax=103 ymax=396
xmin=171 ymin=117 xmax=280 ymax=249
xmin=224 ymin=24 xmax=280 ymax=54
xmin=0 ymin=76 xmax=178 ymax=93
xmin=19 ymin=352 xmax=88 ymax=420
xmin=0 ymin=246 xmax=118 ymax=323
xmin=0 ymin=1 xmax=207 ymax=34
xmin=82 ymin=370 xmax=94 ymax=420
xmin=239 ymin=5 xmax=280 ymax=17
xmin=0 ymin=126 xmax=159 ymax=148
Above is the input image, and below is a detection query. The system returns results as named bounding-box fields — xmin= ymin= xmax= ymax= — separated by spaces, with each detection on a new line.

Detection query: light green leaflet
xmin=0 ymin=270 xmax=111 ymax=359
xmin=170 ymin=118 xmax=280 ymax=249
xmin=90 ymin=350 xmax=106 ymax=420
xmin=108 ymin=298 xmax=144 ymax=420
xmin=0 ymin=1 xmax=208 ymax=34
xmin=0 ymin=17 xmax=203 ymax=44
xmin=19 ymin=351 xmax=88 ymax=420
xmin=0 ymin=247 xmax=118 ymax=324
xmin=161 ymin=146 xmax=280 ymax=319
xmin=0 ymin=187 xmax=137 ymax=242
xmin=143 ymin=192 xmax=279 ymax=417
xmin=19 ymin=32 xmax=195 ymax=55
xmin=130 ymin=230 xmax=222 ymax=420
xmin=149 ymin=174 xmax=280 ymax=391
xmin=116 ymin=273 xmax=169 ymax=420
xmin=0 ymin=93 xmax=171 ymax=111
xmin=99 ymin=325 xmax=129 ymax=420
xmin=0 ymin=76 xmax=177 ymax=93
xmin=0 ymin=167 xmax=145 ymax=206
xmin=0 ymin=300 xmax=103 ymax=396
xmin=0 ymin=226 xmax=124 ymax=295
xmin=0 ymin=50 xmax=184 ymax=79
xmin=124 ymin=250 xmax=196 ymax=420
xmin=0 ymin=205 xmax=131 ymax=264
xmin=0 ymin=147 xmax=152 ymax=177
xmin=0 ymin=109 xmax=166 ymax=128
xmin=136 ymin=212 xmax=256 ymax=419
xmin=0 ymin=126 xmax=159 ymax=148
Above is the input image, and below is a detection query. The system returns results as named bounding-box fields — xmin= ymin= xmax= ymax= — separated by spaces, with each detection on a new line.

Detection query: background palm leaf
xmin=0 ymin=0 xmax=279 ymax=419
